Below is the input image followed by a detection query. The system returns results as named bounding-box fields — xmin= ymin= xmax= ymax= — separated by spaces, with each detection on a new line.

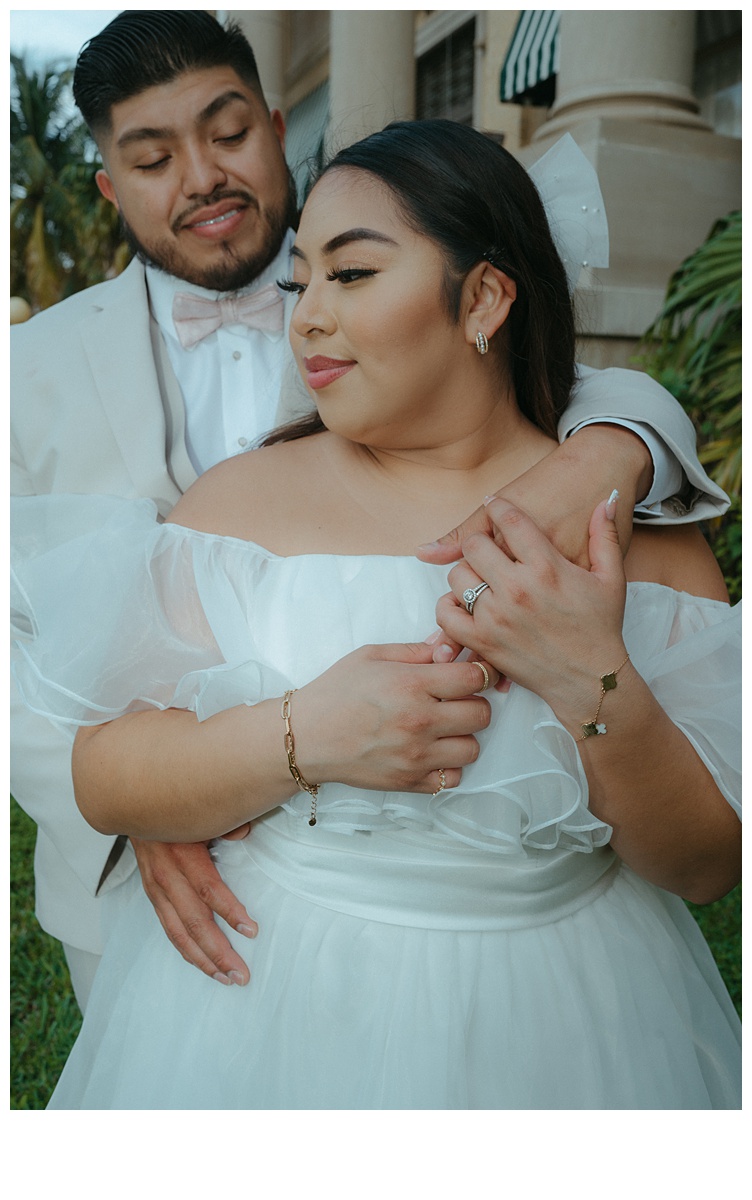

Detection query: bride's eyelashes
xmin=277 ymin=267 xmax=379 ymax=295
xmin=324 ymin=267 xmax=378 ymax=284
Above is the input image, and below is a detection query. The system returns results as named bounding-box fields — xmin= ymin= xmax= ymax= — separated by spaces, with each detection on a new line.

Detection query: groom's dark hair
xmin=73 ymin=10 xmax=265 ymax=140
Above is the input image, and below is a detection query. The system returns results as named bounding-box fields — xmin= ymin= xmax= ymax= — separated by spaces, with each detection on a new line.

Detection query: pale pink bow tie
xmin=172 ymin=284 xmax=284 ymax=349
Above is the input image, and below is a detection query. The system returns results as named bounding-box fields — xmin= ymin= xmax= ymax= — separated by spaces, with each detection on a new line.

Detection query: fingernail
xmin=433 ymin=644 xmax=454 ymax=662
xmin=417 ymin=541 xmax=440 ymax=552
xmin=228 ymin=970 xmax=247 ymax=987
xmin=483 ymin=495 xmax=496 ymax=506
xmin=237 ymin=922 xmax=257 ymax=938
xmin=605 ymin=489 xmax=619 ymax=519
xmin=212 ymin=971 xmax=232 ymax=986
xmin=423 ymin=630 xmax=442 ymax=645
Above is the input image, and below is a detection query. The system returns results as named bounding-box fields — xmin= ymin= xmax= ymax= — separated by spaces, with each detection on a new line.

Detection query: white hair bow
xmin=528 ymin=132 xmax=610 ymax=292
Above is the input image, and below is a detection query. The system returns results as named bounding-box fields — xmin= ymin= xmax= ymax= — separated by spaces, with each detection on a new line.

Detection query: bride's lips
xmin=180 ymin=200 xmax=249 ymax=240
xmin=303 ymin=356 xmax=356 ymax=390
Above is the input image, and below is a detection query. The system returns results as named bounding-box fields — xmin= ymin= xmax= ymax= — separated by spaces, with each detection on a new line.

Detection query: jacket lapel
xmin=77 ymin=260 xmax=189 ymax=513
xmin=79 ymin=262 xmax=313 ymax=499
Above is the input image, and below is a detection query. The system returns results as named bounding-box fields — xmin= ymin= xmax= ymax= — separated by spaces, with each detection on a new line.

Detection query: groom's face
xmin=94 ymin=66 xmax=298 ymax=291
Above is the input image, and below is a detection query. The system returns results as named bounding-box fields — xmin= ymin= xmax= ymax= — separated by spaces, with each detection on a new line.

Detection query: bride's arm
xmin=72 ymin=644 xmax=497 ymax=842
xmin=434 ymin=498 xmax=741 ymax=906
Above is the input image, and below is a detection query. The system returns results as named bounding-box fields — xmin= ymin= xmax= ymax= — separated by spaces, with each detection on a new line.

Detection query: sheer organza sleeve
xmin=10 ymin=495 xmax=290 ymax=732
xmin=622 ymin=583 xmax=741 ymax=819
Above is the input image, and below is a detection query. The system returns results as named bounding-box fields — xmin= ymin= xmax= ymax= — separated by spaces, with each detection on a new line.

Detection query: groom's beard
xmin=121 ymin=171 xmax=299 ymax=293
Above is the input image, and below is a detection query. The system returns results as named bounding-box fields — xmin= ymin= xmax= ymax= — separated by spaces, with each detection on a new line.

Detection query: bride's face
xmin=286 ymin=168 xmax=473 ymax=449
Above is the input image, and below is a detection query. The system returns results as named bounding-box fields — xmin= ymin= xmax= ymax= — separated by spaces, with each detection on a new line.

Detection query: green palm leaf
xmin=10 ymin=53 xmax=130 ymax=310
xmin=636 ymin=210 xmax=741 ymax=600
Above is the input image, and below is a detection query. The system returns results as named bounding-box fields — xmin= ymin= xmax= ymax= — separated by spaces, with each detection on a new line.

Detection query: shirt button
xmin=232 ymin=351 xmax=242 ymax=361
xmin=237 ymin=437 xmax=248 ymax=448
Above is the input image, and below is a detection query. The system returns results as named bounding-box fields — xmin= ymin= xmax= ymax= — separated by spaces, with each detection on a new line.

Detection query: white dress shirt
xmin=146 ymin=230 xmax=294 ymax=475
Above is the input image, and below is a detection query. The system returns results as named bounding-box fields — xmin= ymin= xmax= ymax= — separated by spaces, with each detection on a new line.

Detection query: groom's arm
xmin=418 ymin=366 xmax=728 ymax=569
xmin=560 ymin=366 xmax=728 ymax=524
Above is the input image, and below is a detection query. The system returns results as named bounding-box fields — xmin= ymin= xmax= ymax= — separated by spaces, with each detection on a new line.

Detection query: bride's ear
xmin=462 ymin=262 xmax=517 ymax=350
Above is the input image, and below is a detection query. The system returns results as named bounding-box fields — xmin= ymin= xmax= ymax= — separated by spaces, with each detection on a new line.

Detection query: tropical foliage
xmin=636 ymin=211 xmax=742 ymax=601
xmin=10 ymin=53 xmax=130 ymax=312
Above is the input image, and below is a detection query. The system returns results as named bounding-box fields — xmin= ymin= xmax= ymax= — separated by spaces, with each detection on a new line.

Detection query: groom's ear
xmin=461 ymin=261 xmax=517 ymax=349
xmin=95 ymin=169 xmax=120 ymax=211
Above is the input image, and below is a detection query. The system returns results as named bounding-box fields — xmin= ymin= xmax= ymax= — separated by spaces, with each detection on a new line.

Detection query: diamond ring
xmin=462 ymin=582 xmax=490 ymax=615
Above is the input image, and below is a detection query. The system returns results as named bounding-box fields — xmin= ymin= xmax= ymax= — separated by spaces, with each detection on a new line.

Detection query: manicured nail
xmin=237 ymin=922 xmax=257 ymax=938
xmin=212 ymin=971 xmax=232 ymax=986
xmin=433 ymin=644 xmax=454 ymax=663
xmin=605 ymin=489 xmax=619 ymax=520
xmin=228 ymin=970 xmax=247 ymax=987
xmin=423 ymin=630 xmax=442 ymax=645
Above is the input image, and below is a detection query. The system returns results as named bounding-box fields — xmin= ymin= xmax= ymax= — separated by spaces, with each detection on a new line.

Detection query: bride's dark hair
xmin=264 ymin=119 xmax=575 ymax=445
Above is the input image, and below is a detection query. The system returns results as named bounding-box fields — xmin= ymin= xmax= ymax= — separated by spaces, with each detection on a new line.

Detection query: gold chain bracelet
xmin=578 ymin=654 xmax=630 ymax=741
xmin=281 ymin=689 xmax=319 ymax=825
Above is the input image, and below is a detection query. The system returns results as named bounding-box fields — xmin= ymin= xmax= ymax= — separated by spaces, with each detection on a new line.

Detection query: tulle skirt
xmin=49 ymin=814 xmax=741 ymax=1110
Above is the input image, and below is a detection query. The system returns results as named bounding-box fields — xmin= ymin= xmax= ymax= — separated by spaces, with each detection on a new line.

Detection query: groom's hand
xmin=417 ymin=424 xmax=648 ymax=571
xmin=130 ymin=837 xmax=257 ymax=985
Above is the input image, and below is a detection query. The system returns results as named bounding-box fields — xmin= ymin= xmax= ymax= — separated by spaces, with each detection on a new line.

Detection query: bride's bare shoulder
xmin=168 ymin=433 xmax=328 ymax=539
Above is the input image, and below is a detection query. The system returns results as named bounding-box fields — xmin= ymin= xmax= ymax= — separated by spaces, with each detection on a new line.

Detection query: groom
xmin=10 ymin=10 xmax=727 ymax=1010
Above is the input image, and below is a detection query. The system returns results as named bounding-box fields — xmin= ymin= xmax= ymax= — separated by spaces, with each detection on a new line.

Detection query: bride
xmin=13 ymin=120 xmax=740 ymax=1109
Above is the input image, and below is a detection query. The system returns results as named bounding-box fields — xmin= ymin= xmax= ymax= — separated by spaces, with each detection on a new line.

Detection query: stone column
xmin=327 ymin=12 xmax=415 ymax=153
xmin=520 ymin=10 xmax=741 ymax=366
xmin=227 ymin=10 xmax=286 ymax=113
xmin=543 ymin=10 xmax=708 ymax=136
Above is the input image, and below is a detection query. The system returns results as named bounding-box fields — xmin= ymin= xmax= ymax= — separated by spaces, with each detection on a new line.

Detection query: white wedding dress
xmin=12 ymin=496 xmax=741 ymax=1109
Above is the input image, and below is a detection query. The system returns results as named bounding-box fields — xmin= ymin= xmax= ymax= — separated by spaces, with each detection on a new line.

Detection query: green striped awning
xmin=500 ymin=10 xmax=560 ymax=103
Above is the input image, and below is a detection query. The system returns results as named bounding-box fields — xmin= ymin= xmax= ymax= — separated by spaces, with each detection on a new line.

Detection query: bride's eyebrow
xmin=323 ymin=228 xmax=398 ymax=254
xmin=291 ymin=228 xmax=399 ymax=262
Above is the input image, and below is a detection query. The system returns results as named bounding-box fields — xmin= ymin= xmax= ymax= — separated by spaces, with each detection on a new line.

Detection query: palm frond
xmin=635 ymin=210 xmax=741 ymax=599
xmin=10 ymin=52 xmax=131 ymax=309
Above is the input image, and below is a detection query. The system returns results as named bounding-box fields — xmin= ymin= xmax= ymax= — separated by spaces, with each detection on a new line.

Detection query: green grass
xmin=10 ymin=797 xmax=82 ymax=1109
xmin=687 ymin=888 xmax=742 ymax=1016
xmin=10 ymin=796 xmax=741 ymax=1109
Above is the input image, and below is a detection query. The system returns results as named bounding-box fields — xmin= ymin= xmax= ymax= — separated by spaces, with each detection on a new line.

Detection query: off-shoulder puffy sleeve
xmin=622 ymin=583 xmax=741 ymax=819
xmin=11 ymin=495 xmax=291 ymax=731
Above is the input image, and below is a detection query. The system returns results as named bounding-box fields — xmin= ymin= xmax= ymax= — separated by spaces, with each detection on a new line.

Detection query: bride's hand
xmin=434 ymin=497 xmax=628 ymax=731
xmin=290 ymin=642 xmax=499 ymax=795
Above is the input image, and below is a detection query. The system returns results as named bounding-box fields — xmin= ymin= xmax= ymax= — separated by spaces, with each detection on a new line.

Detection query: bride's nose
xmin=291 ymin=281 xmax=337 ymax=338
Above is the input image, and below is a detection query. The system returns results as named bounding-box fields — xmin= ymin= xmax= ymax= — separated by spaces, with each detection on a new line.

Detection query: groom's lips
xmin=304 ymin=356 xmax=356 ymax=390
xmin=179 ymin=199 xmax=250 ymax=240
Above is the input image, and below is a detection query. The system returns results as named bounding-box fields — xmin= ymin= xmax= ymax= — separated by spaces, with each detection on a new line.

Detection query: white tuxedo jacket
xmin=10 ymin=258 xmax=727 ymax=954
